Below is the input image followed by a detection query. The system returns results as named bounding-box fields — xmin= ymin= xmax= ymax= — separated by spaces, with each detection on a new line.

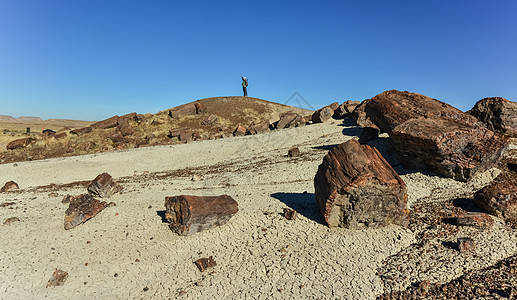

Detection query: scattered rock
xmin=314 ymin=139 xmax=408 ymax=228
xmin=109 ymin=132 xmax=129 ymax=144
xmin=282 ymin=208 xmax=297 ymax=220
xmin=48 ymin=192 xmax=59 ymax=197
xmin=69 ymin=126 xmax=92 ymax=136
xmin=168 ymin=103 xmax=197 ymax=119
xmin=201 ymin=114 xmax=218 ymax=126
xmin=473 ymin=171 xmax=517 ymax=220
xmin=179 ymin=129 xmax=192 ymax=143
xmin=4 ymin=217 xmax=20 ymax=225
xmin=87 ymin=173 xmax=122 ymax=198
xmin=233 ymin=125 xmax=247 ymax=137
xmin=358 ymin=126 xmax=380 ymax=144
xmin=64 ymin=194 xmax=115 ymax=230
xmin=288 ymin=147 xmax=300 ymax=157
xmin=62 ymin=194 xmax=72 ymax=204
xmin=6 ymin=138 xmax=34 ymax=150
xmin=455 ymin=212 xmax=494 ymax=229
xmin=118 ymin=121 xmax=135 ymax=136
xmin=311 ymin=106 xmax=334 ymax=123
xmin=468 ymin=97 xmax=517 ymax=137
xmin=46 ymin=269 xmax=69 ymax=287
xmin=194 ymin=256 xmax=216 ymax=272
xmin=457 ymin=237 xmax=475 ymax=252
xmin=164 ymin=195 xmax=238 ymax=235
xmin=91 ymin=115 xmax=120 ymax=129
xmin=247 ymin=121 xmax=270 ymax=135
xmin=1 ymin=181 xmax=19 ymax=192
xmin=276 ymin=112 xmax=304 ymax=129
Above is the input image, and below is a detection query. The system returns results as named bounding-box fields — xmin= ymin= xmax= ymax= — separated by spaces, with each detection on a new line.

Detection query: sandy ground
xmin=1 ymin=120 xmax=516 ymax=299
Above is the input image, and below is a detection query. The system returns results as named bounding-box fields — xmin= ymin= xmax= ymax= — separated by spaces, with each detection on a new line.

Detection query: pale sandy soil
xmin=0 ymin=120 xmax=515 ymax=299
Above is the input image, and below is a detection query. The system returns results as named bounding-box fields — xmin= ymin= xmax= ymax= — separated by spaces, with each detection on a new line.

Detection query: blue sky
xmin=1 ymin=0 xmax=516 ymax=120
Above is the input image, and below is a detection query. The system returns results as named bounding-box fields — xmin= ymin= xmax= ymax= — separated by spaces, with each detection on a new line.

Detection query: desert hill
xmin=0 ymin=96 xmax=314 ymax=164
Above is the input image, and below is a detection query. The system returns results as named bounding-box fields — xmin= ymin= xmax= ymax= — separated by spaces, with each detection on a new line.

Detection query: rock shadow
xmin=452 ymin=198 xmax=484 ymax=213
xmin=311 ymin=144 xmax=339 ymax=151
xmin=156 ymin=210 xmax=168 ymax=223
xmin=270 ymin=192 xmax=326 ymax=226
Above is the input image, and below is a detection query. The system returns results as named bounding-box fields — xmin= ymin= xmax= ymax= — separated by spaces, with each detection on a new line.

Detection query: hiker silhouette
xmin=242 ymin=76 xmax=248 ymax=97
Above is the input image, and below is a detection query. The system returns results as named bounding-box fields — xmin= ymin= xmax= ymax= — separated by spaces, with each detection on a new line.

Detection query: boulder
xmin=358 ymin=126 xmax=380 ymax=144
xmin=179 ymin=129 xmax=192 ymax=143
xmin=168 ymin=103 xmax=197 ymax=119
xmin=351 ymin=99 xmax=375 ymax=128
xmin=201 ymin=114 xmax=218 ymax=126
xmin=91 ymin=115 xmax=120 ymax=129
xmin=335 ymin=100 xmax=361 ymax=118
xmin=473 ymin=170 xmax=517 ymax=220
xmin=468 ymin=97 xmax=517 ymax=137
xmin=247 ymin=121 xmax=270 ymax=135
xmin=164 ymin=195 xmax=238 ymax=235
xmin=233 ymin=125 xmax=247 ymax=137
xmin=314 ymin=139 xmax=408 ymax=228
xmin=117 ymin=121 xmax=135 ymax=136
xmin=391 ymin=118 xmax=508 ymax=181
xmin=54 ymin=132 xmax=67 ymax=139
xmin=87 ymin=173 xmax=122 ymax=198
xmin=276 ymin=112 xmax=304 ymax=129
xmin=311 ymin=106 xmax=334 ymax=123
xmin=194 ymin=102 xmax=207 ymax=114
xmin=64 ymin=194 xmax=115 ymax=230
xmin=69 ymin=127 xmax=92 ymax=136
xmin=6 ymin=138 xmax=33 ymax=150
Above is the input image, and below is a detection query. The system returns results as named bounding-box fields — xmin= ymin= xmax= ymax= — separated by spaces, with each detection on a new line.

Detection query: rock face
xmin=314 ymin=139 xmax=408 ymax=228
xmin=64 ymin=194 xmax=114 ymax=230
xmin=6 ymin=138 xmax=33 ymax=150
xmin=87 ymin=173 xmax=122 ymax=198
xmin=468 ymin=97 xmax=517 ymax=137
xmin=364 ymin=90 xmax=509 ymax=181
xmin=164 ymin=195 xmax=238 ymax=236
xmin=276 ymin=112 xmax=304 ymax=129
xmin=473 ymin=171 xmax=517 ymax=220
xmin=1 ymin=181 xmax=19 ymax=192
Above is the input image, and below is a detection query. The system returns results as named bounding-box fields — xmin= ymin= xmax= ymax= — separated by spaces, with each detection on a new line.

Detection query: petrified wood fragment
xmin=194 ymin=256 xmax=216 ymax=272
xmin=1 ymin=181 xmax=19 ymax=192
xmin=474 ymin=170 xmax=517 ymax=221
xmin=46 ymin=269 xmax=69 ymax=287
xmin=64 ymin=194 xmax=114 ymax=230
xmin=87 ymin=173 xmax=122 ymax=198
xmin=164 ymin=195 xmax=238 ymax=235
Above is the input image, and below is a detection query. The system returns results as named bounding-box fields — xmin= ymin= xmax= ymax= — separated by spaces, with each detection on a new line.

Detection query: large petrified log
xmin=473 ymin=170 xmax=517 ymax=221
xmin=168 ymin=103 xmax=197 ymax=119
xmin=69 ymin=126 xmax=92 ymax=136
xmin=87 ymin=173 xmax=122 ymax=198
xmin=90 ymin=115 xmax=120 ymax=129
xmin=314 ymin=139 xmax=408 ymax=228
xmin=64 ymin=194 xmax=114 ymax=230
xmin=164 ymin=195 xmax=238 ymax=235
xmin=276 ymin=111 xmax=304 ymax=129
xmin=6 ymin=137 xmax=34 ymax=150
xmin=468 ymin=97 xmax=517 ymax=137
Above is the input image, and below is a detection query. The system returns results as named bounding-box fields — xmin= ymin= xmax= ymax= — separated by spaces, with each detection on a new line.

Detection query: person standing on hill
xmin=242 ymin=76 xmax=248 ymax=97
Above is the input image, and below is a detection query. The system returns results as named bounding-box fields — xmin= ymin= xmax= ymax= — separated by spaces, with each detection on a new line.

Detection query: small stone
xmin=143 ymin=286 xmax=149 ymax=292
xmin=191 ymin=174 xmax=202 ymax=182
xmin=46 ymin=269 xmax=68 ymax=287
xmin=194 ymin=256 xmax=217 ymax=272
xmin=3 ymin=217 xmax=20 ymax=225
xmin=1 ymin=181 xmax=19 ymax=192
xmin=48 ymin=192 xmax=59 ymax=197
xmin=288 ymin=147 xmax=300 ymax=157
xmin=458 ymin=237 xmax=475 ymax=252
xmin=282 ymin=208 xmax=297 ymax=220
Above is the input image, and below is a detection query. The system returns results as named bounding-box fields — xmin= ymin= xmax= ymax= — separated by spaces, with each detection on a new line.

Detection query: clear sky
xmin=1 ymin=0 xmax=516 ymax=120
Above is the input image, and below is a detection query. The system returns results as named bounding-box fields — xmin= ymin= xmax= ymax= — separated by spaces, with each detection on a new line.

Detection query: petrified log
xmin=87 ymin=173 xmax=122 ymax=198
xmin=117 ymin=121 xmax=135 ymax=136
xmin=276 ymin=112 xmax=304 ymax=129
xmin=6 ymin=137 xmax=34 ymax=150
xmin=455 ymin=213 xmax=493 ymax=229
xmin=168 ymin=103 xmax=197 ymax=119
xmin=468 ymin=97 xmax=517 ymax=137
xmin=233 ymin=125 xmax=247 ymax=137
xmin=247 ymin=121 xmax=270 ymax=135
xmin=201 ymin=114 xmax=218 ymax=126
xmin=351 ymin=99 xmax=375 ymax=128
xmin=473 ymin=170 xmax=517 ymax=220
xmin=91 ymin=115 xmax=120 ymax=129
xmin=64 ymin=194 xmax=115 ymax=230
xmin=118 ymin=112 xmax=138 ymax=123
xmin=164 ymin=195 xmax=238 ymax=235
xmin=314 ymin=139 xmax=407 ymax=228
xmin=109 ymin=132 xmax=129 ymax=144
xmin=194 ymin=101 xmax=207 ymax=114
xmin=311 ymin=106 xmax=334 ymax=123
xmin=391 ymin=118 xmax=508 ymax=181
xmin=1 ymin=181 xmax=19 ymax=192
xmin=69 ymin=126 xmax=92 ymax=136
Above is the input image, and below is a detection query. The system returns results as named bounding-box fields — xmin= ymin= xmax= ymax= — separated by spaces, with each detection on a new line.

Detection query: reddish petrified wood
xmin=64 ymin=194 xmax=115 ymax=230
xmin=168 ymin=103 xmax=197 ymax=118
xmin=194 ymin=256 xmax=216 ymax=272
xmin=247 ymin=121 xmax=270 ymax=135
xmin=468 ymin=97 xmax=517 ymax=137
xmin=87 ymin=173 xmax=122 ymax=198
xmin=118 ymin=112 xmax=138 ymax=123
xmin=164 ymin=195 xmax=238 ymax=236
xmin=201 ymin=114 xmax=218 ymax=126
xmin=474 ymin=171 xmax=517 ymax=220
xmin=91 ymin=115 xmax=120 ymax=129
xmin=455 ymin=213 xmax=494 ymax=229
xmin=351 ymin=99 xmax=375 ymax=128
xmin=118 ymin=121 xmax=135 ymax=136
xmin=194 ymin=101 xmax=207 ymax=114
xmin=233 ymin=125 xmax=247 ymax=137
xmin=46 ymin=269 xmax=69 ymax=287
xmin=457 ymin=237 xmax=475 ymax=253
xmin=282 ymin=208 xmax=297 ymax=220
xmin=314 ymin=139 xmax=408 ymax=228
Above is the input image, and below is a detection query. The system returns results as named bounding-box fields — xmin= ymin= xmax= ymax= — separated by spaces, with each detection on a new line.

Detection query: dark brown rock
xmin=194 ymin=256 xmax=216 ymax=272
xmin=233 ymin=125 xmax=247 ymax=137
xmin=91 ymin=115 xmax=120 ymax=129
xmin=69 ymin=126 xmax=92 ymax=136
xmin=46 ymin=269 xmax=69 ymax=287
xmin=335 ymin=100 xmax=361 ymax=118
xmin=54 ymin=132 xmax=67 ymax=139
xmin=455 ymin=212 xmax=494 ymax=229
xmin=6 ymin=138 xmax=34 ymax=150
xmin=64 ymin=194 xmax=114 ymax=229
xmin=365 ymin=90 xmax=482 ymax=134
xmin=311 ymin=106 xmax=334 ymax=123
xmin=168 ymin=103 xmax=197 ymax=119
xmin=194 ymin=102 xmax=207 ymax=114
xmin=201 ymin=114 xmax=218 ymax=126
xmin=391 ymin=118 xmax=508 ymax=181
xmin=87 ymin=173 xmax=122 ymax=198
xmin=109 ymin=132 xmax=129 ymax=144
xmin=3 ymin=217 xmax=20 ymax=225
xmin=314 ymin=139 xmax=408 ymax=228
xmin=288 ymin=147 xmax=300 ymax=157
xmin=117 ymin=121 xmax=135 ymax=136
xmin=247 ymin=121 xmax=270 ymax=135
xmin=179 ymin=128 xmax=192 ymax=143
xmin=282 ymin=208 xmax=297 ymax=220
xmin=358 ymin=126 xmax=380 ymax=144
xmin=164 ymin=195 xmax=238 ymax=235
xmin=468 ymin=97 xmax=517 ymax=137
xmin=276 ymin=112 xmax=304 ymax=129
xmin=457 ymin=237 xmax=475 ymax=252
xmin=1 ymin=181 xmax=19 ymax=192
xmin=62 ymin=194 xmax=72 ymax=204
xmin=474 ymin=171 xmax=517 ymax=220
xmin=118 ymin=112 xmax=137 ymax=123
xmin=351 ymin=99 xmax=375 ymax=128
